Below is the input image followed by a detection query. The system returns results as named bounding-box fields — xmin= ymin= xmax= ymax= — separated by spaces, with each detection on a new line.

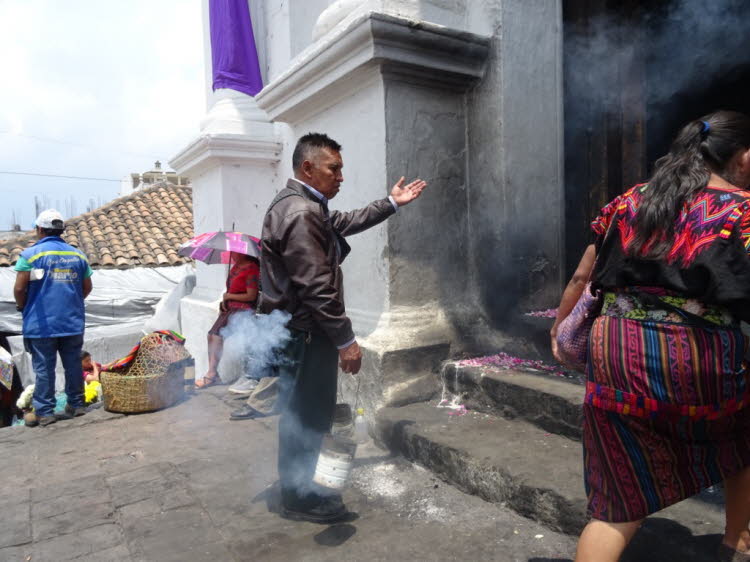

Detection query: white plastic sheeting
xmin=143 ymin=270 xmax=196 ymax=334
xmin=0 ymin=264 xmax=196 ymax=388
xmin=0 ymin=264 xmax=194 ymax=334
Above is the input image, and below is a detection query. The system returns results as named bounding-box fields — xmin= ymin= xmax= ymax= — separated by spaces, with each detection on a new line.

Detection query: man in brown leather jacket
xmin=259 ymin=133 xmax=426 ymax=523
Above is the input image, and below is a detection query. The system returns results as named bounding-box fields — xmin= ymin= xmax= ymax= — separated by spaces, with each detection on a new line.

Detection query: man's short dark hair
xmin=40 ymin=227 xmax=64 ymax=237
xmin=292 ymin=133 xmax=342 ymax=172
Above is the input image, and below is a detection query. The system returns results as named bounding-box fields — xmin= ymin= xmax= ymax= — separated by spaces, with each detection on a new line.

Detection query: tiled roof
xmin=0 ymin=183 xmax=193 ymax=269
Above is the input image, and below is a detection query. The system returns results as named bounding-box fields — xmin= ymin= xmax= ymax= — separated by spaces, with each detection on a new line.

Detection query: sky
xmin=0 ymin=0 xmax=206 ymax=230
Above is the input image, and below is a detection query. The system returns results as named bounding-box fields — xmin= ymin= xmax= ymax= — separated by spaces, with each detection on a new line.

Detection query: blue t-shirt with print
xmin=14 ymin=237 xmax=93 ymax=338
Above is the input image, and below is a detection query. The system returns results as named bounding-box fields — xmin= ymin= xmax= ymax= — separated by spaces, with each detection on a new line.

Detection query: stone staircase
xmin=375 ymin=360 xmax=727 ymax=561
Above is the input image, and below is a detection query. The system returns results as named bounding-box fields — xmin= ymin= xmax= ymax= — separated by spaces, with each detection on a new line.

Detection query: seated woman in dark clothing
xmin=552 ymin=111 xmax=750 ymax=562
xmin=195 ymin=252 xmax=259 ymax=389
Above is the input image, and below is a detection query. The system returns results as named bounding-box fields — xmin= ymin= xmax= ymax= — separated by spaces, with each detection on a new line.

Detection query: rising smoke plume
xmin=565 ymin=0 xmax=750 ymax=151
xmin=220 ymin=309 xmax=292 ymax=379
xmin=562 ymin=0 xmax=750 ymax=280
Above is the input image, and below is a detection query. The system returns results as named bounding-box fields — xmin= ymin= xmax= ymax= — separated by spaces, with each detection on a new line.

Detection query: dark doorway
xmin=563 ymin=0 xmax=750 ymax=278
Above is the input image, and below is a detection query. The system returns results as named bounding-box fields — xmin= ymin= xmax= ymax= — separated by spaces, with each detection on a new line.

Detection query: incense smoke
xmin=220 ymin=309 xmax=292 ymax=379
xmin=220 ymin=310 xmax=340 ymax=497
xmin=565 ymin=0 xmax=750 ymax=155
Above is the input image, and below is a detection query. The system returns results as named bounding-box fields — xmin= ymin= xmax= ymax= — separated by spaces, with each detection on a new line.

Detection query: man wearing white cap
xmin=13 ymin=210 xmax=93 ymax=427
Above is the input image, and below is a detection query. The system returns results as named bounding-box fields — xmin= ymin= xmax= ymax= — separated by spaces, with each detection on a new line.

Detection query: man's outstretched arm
xmin=330 ymin=177 xmax=427 ymax=236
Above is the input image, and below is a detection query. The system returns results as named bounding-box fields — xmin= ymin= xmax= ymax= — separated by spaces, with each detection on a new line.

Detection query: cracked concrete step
xmin=376 ymin=401 xmax=725 ymax=562
xmin=442 ymin=362 xmax=584 ymax=439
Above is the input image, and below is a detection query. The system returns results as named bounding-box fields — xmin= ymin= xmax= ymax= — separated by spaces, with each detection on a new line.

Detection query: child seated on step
xmin=81 ymin=351 xmax=103 ymax=405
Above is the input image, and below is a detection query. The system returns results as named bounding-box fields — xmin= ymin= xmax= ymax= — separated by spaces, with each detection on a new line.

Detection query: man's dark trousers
xmin=276 ymin=328 xmax=338 ymax=498
xmin=26 ymin=334 xmax=85 ymax=417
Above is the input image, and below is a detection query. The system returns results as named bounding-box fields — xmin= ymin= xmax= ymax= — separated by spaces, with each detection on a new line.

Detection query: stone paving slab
xmin=32 ymin=479 xmax=110 ymax=520
xmin=0 ymin=489 xmax=30 ymax=547
xmin=29 ymin=523 xmax=123 ymax=562
xmin=33 ymin=501 xmax=115 ymax=543
xmin=0 ymin=386 xmax=578 ymax=561
xmin=107 ymin=463 xmax=188 ymax=509
xmin=143 ymin=541 xmax=234 ymax=562
xmin=72 ymin=543 xmax=133 ymax=562
xmin=123 ymin=506 xmax=228 ymax=560
xmin=0 ymin=520 xmax=31 ymax=551
xmin=0 ymin=544 xmax=32 ymax=562
xmin=31 ymin=472 xmax=107 ymax=500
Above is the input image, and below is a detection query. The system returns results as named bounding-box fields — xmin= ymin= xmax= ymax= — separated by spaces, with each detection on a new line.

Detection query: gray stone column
xmin=466 ymin=0 xmax=565 ymax=353
xmin=256 ymin=12 xmax=489 ymax=416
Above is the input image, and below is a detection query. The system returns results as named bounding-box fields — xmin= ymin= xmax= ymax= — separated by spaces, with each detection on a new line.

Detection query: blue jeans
xmin=25 ymin=335 xmax=85 ymax=416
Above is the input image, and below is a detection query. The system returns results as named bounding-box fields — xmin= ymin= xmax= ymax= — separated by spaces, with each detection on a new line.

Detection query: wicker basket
xmin=101 ymin=333 xmax=190 ymax=414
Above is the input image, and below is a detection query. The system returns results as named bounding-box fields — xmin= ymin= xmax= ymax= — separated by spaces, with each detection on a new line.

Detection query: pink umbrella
xmin=178 ymin=231 xmax=260 ymax=265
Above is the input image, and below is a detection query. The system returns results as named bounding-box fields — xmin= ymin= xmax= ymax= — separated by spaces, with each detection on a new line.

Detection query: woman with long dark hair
xmin=552 ymin=111 xmax=750 ymax=561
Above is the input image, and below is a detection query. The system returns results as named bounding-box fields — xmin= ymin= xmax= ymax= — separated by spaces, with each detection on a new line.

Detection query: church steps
xmin=441 ymin=362 xmax=584 ymax=440
xmin=375 ymin=400 xmax=725 ymax=561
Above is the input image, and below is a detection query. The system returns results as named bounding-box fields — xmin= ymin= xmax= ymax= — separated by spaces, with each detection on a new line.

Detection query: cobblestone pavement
xmin=0 ymin=387 xmax=577 ymax=562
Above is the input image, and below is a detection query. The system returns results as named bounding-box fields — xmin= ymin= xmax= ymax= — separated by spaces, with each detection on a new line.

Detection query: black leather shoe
xmin=280 ymin=494 xmax=348 ymax=524
xmin=281 ymin=487 xmax=343 ymax=508
xmin=229 ymin=405 xmax=266 ymax=421
xmin=322 ymin=493 xmax=344 ymax=512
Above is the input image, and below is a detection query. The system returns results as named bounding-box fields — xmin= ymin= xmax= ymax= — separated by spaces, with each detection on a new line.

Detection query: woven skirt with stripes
xmin=583 ymin=314 xmax=750 ymax=522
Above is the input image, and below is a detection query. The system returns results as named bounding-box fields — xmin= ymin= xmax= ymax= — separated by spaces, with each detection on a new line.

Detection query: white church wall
xmin=290 ymin=0 xmax=334 ymax=56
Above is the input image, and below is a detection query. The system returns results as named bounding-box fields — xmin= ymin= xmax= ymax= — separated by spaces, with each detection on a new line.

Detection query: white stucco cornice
xmin=169 ymin=133 xmax=282 ymax=178
xmin=256 ymin=12 xmax=490 ymax=124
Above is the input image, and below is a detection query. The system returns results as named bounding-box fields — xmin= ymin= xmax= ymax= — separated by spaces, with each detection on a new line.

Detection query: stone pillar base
xmin=337 ymin=341 xmax=449 ymax=428
xmin=338 ymin=304 xmax=453 ymax=423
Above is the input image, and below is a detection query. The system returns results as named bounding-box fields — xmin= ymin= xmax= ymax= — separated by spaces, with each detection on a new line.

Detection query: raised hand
xmin=390 ymin=176 xmax=428 ymax=206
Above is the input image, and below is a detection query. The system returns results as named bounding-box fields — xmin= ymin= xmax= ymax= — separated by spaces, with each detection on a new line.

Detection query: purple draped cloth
xmin=209 ymin=0 xmax=263 ymax=97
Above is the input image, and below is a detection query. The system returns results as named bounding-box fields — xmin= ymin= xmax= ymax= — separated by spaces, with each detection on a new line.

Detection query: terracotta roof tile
xmin=0 ymin=183 xmax=193 ymax=269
